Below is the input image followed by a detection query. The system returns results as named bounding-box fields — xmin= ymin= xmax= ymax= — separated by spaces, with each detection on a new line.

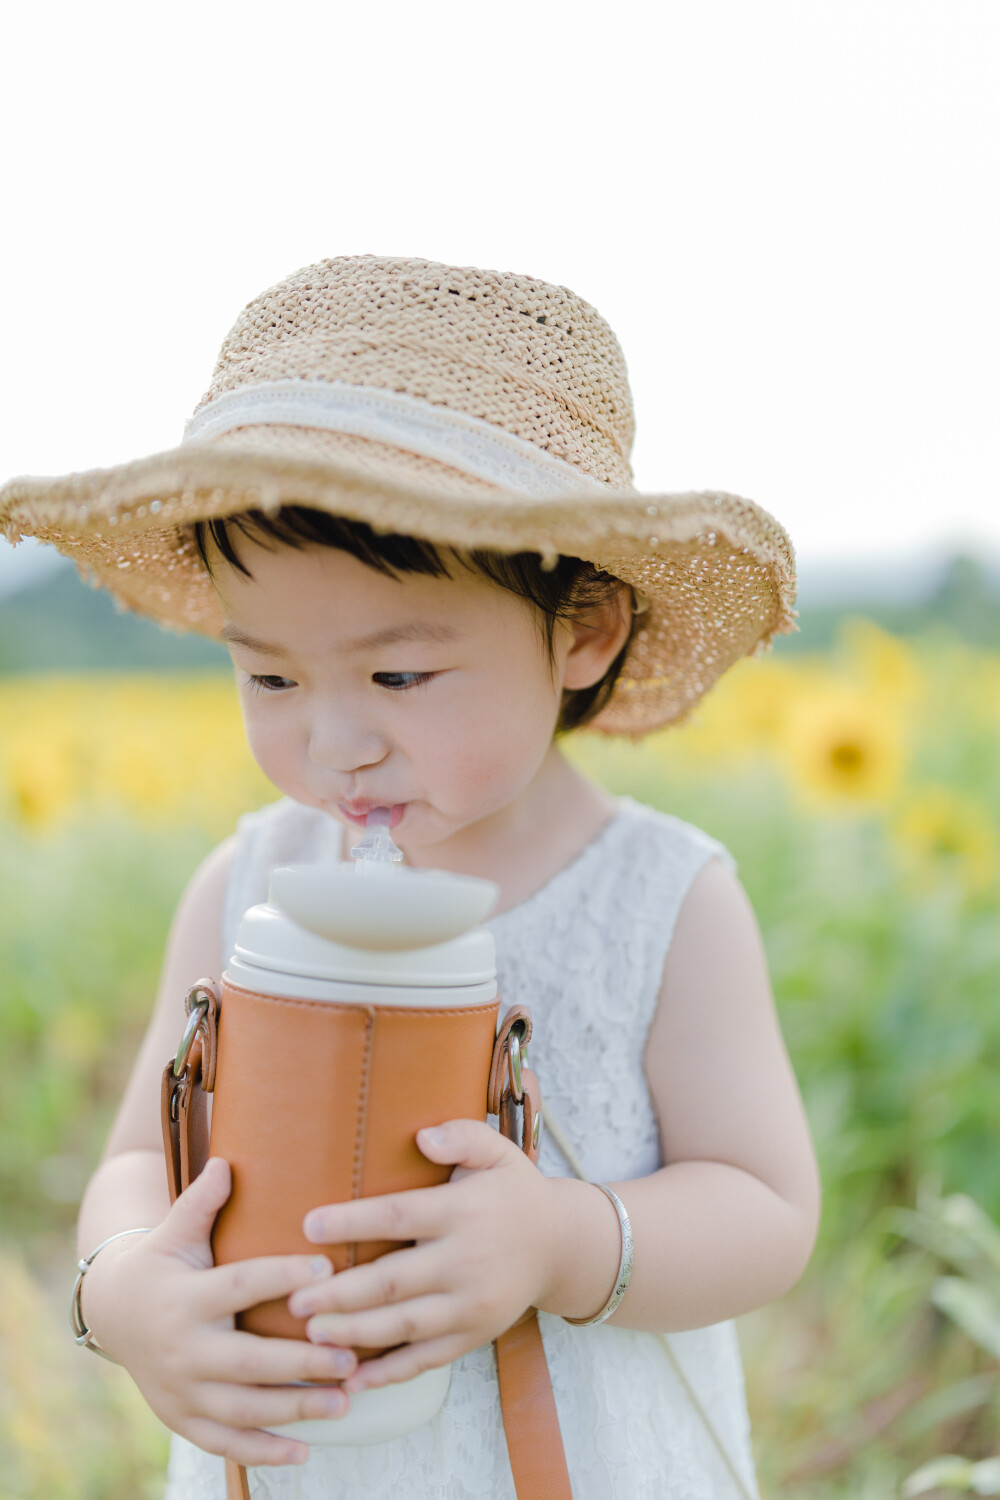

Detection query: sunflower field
xmin=1 ymin=619 xmax=999 ymax=1498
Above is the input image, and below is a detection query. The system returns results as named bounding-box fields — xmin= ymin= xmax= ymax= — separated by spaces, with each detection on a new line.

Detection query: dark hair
xmin=191 ymin=508 xmax=636 ymax=732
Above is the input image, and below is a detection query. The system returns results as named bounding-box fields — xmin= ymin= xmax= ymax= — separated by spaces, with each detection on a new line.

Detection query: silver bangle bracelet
xmin=562 ymin=1183 xmax=634 ymax=1327
xmin=70 ymin=1226 xmax=154 ymax=1362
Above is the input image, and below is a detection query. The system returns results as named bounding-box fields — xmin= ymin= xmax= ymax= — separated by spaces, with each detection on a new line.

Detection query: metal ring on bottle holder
xmin=173 ymin=987 xmax=212 ymax=1077
xmin=507 ymin=1025 xmax=525 ymax=1103
xmin=169 ymin=1077 xmax=186 ymax=1123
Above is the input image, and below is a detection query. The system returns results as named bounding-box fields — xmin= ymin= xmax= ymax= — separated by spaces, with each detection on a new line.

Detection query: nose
xmin=306 ymin=706 xmax=389 ymax=777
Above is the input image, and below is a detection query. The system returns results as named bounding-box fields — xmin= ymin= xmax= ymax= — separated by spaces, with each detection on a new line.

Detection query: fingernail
xmin=303 ymin=1213 xmax=325 ymax=1242
xmin=309 ymin=1256 xmax=332 ymax=1278
xmin=330 ymin=1349 xmax=355 ymax=1376
xmin=324 ymin=1391 xmax=347 ymax=1416
xmin=420 ymin=1126 xmax=444 ymax=1147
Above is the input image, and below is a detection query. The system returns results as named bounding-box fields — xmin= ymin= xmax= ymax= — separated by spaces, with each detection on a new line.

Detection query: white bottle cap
xmin=227 ymin=859 xmax=500 ymax=997
xmin=233 ymin=901 xmax=497 ymax=987
xmin=270 ymin=860 xmax=499 ymax=950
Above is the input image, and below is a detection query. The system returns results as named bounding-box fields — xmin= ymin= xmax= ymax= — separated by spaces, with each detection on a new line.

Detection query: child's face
xmin=213 ymin=540 xmax=580 ymax=850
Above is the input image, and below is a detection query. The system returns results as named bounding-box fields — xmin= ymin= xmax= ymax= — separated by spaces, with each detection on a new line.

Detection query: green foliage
xmin=0 ymin=820 xmax=215 ymax=1233
xmin=887 ymin=1189 xmax=1000 ymax=1496
xmin=0 ymin=1251 xmax=169 ymax=1499
xmin=771 ymin=556 xmax=1000 ymax=655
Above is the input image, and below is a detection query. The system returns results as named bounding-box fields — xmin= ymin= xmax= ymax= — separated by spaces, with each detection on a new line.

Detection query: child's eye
xmin=372 ymin=672 xmax=435 ymax=691
xmin=247 ymin=674 xmax=296 ymax=693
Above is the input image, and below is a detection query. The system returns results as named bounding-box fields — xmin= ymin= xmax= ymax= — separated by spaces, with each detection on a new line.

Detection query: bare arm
xmin=74 ymin=834 xmax=357 ymax=1466
xmin=537 ymin=855 xmax=822 ymax=1330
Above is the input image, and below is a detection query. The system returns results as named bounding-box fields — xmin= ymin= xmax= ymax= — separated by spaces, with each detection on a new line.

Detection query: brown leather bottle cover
xmin=162 ymin=982 xmax=573 ymax=1500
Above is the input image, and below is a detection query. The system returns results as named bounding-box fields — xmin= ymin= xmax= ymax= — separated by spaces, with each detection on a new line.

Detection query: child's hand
xmin=290 ymin=1121 xmax=564 ymax=1393
xmin=82 ymin=1158 xmax=359 ymax=1467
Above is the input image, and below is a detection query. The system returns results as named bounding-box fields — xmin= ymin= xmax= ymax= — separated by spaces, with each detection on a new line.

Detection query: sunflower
xmin=0 ymin=674 xmax=273 ymax=835
xmin=837 ymin=618 xmax=925 ymax=709
xmin=0 ymin=681 xmax=85 ymax=829
xmin=778 ymin=685 xmax=906 ymax=806
xmin=892 ymin=786 xmax=998 ymax=895
xmin=0 ymin=734 xmax=80 ymax=829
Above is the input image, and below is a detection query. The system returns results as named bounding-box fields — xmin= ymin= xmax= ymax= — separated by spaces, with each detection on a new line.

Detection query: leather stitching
xmin=223 ymin=979 xmax=496 ymax=1020
xmin=347 ymin=1007 xmax=376 ymax=1269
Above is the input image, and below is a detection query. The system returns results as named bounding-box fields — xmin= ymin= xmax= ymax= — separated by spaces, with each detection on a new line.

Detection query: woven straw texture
xmin=0 ymin=255 xmax=797 ymax=736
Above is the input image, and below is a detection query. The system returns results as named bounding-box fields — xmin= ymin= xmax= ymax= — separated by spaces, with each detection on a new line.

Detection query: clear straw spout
xmin=350 ymin=808 xmax=404 ymax=876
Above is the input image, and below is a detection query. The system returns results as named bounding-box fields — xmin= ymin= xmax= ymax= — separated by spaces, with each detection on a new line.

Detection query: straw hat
xmin=0 ymin=254 xmax=797 ymax=736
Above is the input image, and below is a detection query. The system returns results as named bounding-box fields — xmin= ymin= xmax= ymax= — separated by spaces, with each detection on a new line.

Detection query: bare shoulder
xmin=160 ymin=834 xmax=237 ymax=981
xmin=644 ymin=856 xmax=821 ymax=1226
xmin=651 ymin=854 xmax=772 ymax=1025
xmin=101 ymin=836 xmax=236 ymax=1158
xmin=666 ymin=851 xmax=760 ymax=959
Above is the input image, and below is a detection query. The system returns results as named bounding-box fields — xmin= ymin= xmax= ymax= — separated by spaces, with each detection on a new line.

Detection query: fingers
xmin=415 ymin=1119 xmax=515 ymax=1171
xmin=194 ymin=1376 xmax=350 ymax=1432
xmin=345 ymin=1333 xmax=469 ymax=1394
xmin=306 ymin=1293 xmax=455 ymax=1354
xmin=183 ymin=1415 xmax=311 ymax=1468
xmin=288 ymin=1243 xmax=442 ymax=1321
xmin=302 ymin=1123 xmax=522 ymax=1247
xmin=194 ymin=1251 xmax=336 ymax=1319
xmin=154 ymin=1157 xmax=232 ymax=1264
xmin=303 ymin=1182 xmax=453 ymax=1247
xmin=202 ymin=1329 xmax=358 ymax=1386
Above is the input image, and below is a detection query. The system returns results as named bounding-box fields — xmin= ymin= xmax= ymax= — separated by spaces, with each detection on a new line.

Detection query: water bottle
xmin=207 ymin=811 xmax=501 ymax=1446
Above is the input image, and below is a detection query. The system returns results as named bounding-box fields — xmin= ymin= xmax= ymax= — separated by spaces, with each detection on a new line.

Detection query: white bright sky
xmin=1 ymin=0 xmax=998 ymax=600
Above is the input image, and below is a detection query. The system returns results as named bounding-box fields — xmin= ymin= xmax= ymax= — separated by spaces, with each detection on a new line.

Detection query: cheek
xmin=240 ymin=701 xmax=300 ymax=784
xmin=414 ymin=670 xmax=558 ymax=810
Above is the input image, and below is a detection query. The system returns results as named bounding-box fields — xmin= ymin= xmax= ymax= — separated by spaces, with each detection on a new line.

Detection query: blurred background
xmin=2 ymin=2 xmax=999 ymax=1496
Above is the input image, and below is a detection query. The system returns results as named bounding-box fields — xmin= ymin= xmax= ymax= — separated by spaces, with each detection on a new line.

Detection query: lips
xmin=337 ymin=802 xmax=407 ymax=829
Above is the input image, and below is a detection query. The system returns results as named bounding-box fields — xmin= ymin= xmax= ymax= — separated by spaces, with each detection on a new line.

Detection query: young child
xmin=1 ymin=255 xmax=820 ymax=1500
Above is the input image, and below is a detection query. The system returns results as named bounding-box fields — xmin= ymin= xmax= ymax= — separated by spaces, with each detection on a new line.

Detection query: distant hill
xmin=0 ymin=553 xmax=998 ymax=674
xmin=0 ymin=567 xmax=229 ymax=673
xmin=776 ymin=554 xmax=1000 ymax=653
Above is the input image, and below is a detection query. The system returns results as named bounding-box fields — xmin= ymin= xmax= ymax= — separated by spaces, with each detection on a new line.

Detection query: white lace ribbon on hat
xmin=182 ymin=380 xmax=608 ymax=498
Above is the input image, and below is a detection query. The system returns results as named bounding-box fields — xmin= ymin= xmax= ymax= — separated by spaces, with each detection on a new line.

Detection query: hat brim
xmin=0 ymin=433 xmax=797 ymax=737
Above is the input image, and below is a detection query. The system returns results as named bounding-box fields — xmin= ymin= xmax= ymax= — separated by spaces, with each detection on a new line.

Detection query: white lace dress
xmin=163 ymin=794 xmax=761 ymax=1500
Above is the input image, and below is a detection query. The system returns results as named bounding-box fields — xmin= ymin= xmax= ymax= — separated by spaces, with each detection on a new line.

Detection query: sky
xmin=1 ymin=0 xmax=997 ymax=600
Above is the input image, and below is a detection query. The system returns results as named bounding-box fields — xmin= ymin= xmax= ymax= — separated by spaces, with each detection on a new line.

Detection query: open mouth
xmin=337 ymin=802 xmax=407 ymax=830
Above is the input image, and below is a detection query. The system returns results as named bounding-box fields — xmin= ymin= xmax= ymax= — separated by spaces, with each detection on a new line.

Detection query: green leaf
xmin=903 ymin=1454 xmax=1000 ymax=1496
xmin=896 ymin=1373 xmax=999 ymax=1440
xmin=931 ymin=1276 xmax=1000 ymax=1359
xmin=939 ymin=1193 xmax=1000 ymax=1275
xmin=971 ymin=1459 xmax=1000 ymax=1496
xmin=885 ymin=1191 xmax=1000 ymax=1285
xmin=903 ymin=1455 xmax=975 ymax=1495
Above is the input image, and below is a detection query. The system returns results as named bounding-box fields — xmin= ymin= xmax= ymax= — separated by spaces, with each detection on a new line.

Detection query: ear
xmin=561 ymin=583 xmax=634 ymax=691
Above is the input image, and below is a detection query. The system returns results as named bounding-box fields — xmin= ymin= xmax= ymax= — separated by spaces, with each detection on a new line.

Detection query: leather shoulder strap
xmin=225 ymin=1460 xmax=251 ymax=1499
xmin=490 ymin=1017 xmax=572 ymax=1499
xmin=495 ymin=1313 xmax=573 ymax=1500
xmin=160 ymin=980 xmax=219 ymax=1203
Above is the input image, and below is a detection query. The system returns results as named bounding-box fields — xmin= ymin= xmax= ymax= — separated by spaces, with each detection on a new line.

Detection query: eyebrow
xmin=220 ymin=625 xmax=290 ymax=656
xmin=220 ymin=621 xmax=461 ymax=655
